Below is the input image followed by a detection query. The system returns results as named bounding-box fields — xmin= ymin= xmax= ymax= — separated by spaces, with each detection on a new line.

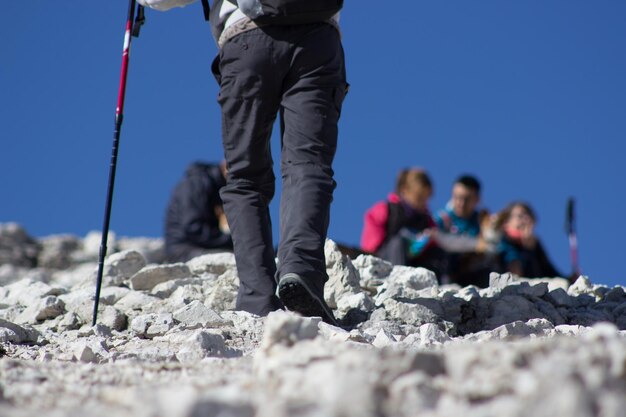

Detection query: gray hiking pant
xmin=211 ymin=23 xmax=348 ymax=316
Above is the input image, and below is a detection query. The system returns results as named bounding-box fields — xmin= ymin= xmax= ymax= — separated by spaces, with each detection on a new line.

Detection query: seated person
xmin=494 ymin=201 xmax=562 ymax=278
xmin=434 ymin=175 xmax=497 ymax=287
xmin=164 ymin=161 xmax=233 ymax=263
xmin=360 ymin=168 xmax=446 ymax=279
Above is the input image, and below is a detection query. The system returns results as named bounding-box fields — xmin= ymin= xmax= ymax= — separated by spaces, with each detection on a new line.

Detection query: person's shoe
xmin=277 ymin=273 xmax=338 ymax=326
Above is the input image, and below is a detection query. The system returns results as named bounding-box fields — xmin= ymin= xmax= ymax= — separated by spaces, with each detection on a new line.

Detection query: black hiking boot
xmin=277 ymin=273 xmax=338 ymax=326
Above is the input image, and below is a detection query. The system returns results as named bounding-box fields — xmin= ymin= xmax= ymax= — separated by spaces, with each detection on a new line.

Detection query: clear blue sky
xmin=2 ymin=2 xmax=625 ymax=287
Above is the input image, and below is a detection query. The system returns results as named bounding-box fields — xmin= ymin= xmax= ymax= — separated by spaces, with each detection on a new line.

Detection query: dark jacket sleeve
xmin=165 ymin=167 xmax=233 ymax=251
xmin=534 ymin=240 xmax=563 ymax=278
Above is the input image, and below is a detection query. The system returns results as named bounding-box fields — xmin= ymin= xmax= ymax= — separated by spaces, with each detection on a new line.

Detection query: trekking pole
xmin=92 ymin=0 xmax=144 ymax=326
xmin=565 ymin=197 xmax=581 ymax=278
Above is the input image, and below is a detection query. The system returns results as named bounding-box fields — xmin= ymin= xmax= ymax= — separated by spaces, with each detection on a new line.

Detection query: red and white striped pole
xmin=93 ymin=0 xmax=138 ymax=326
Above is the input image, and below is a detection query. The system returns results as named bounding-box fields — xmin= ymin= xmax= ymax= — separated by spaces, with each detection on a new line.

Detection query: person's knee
xmin=282 ymin=162 xmax=336 ymax=193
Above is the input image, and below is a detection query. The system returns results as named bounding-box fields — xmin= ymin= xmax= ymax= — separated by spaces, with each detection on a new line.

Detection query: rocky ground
xmin=0 ymin=223 xmax=625 ymax=417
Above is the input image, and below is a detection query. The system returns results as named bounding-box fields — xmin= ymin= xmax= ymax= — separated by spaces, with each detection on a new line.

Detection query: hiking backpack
xmin=137 ymin=0 xmax=197 ymax=11
xmin=228 ymin=0 xmax=343 ymax=25
xmin=138 ymin=0 xmax=342 ymax=25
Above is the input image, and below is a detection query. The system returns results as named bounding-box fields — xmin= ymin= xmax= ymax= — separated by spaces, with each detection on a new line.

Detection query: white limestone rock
xmin=0 ymin=279 xmax=66 ymax=307
xmin=568 ymin=275 xmax=598 ymax=297
xmin=15 ymin=295 xmax=65 ymax=324
xmin=373 ymin=265 xmax=438 ymax=306
xmin=483 ymin=295 xmax=547 ymax=330
xmin=150 ymin=277 xmax=210 ymax=299
xmin=80 ymin=230 xmax=116 ymax=261
xmin=372 ymin=328 xmax=398 ymax=348
xmin=417 ymin=322 xmax=452 ymax=346
xmin=0 ymin=223 xmax=40 ymax=268
xmin=37 ymin=234 xmax=81 ymax=269
xmin=114 ymin=291 xmax=160 ymax=313
xmin=387 ymin=265 xmax=438 ymax=290
xmin=352 ymin=254 xmax=393 ymax=287
xmin=203 ymin=269 xmax=239 ymax=312
xmin=102 ymin=250 xmax=147 ymax=287
xmin=57 ymin=312 xmax=82 ymax=331
xmin=172 ymin=300 xmax=229 ymax=329
xmin=0 ymin=318 xmax=41 ymax=344
xmin=73 ymin=338 xmax=109 ymax=363
xmin=545 ymin=287 xmax=577 ymax=308
xmin=260 ymin=311 xmax=320 ymax=351
xmin=186 ymin=252 xmax=237 ymax=276
xmin=129 ymin=263 xmax=191 ymax=291
xmin=336 ymin=292 xmax=375 ymax=317
xmin=116 ymin=236 xmax=165 ymax=264
xmin=382 ymin=298 xmax=441 ymax=327
xmin=130 ymin=313 xmax=175 ymax=338
xmin=173 ymin=330 xmax=233 ymax=362
xmin=324 ymin=239 xmax=362 ymax=309
xmin=53 ymin=263 xmax=98 ymax=289
xmin=3 ymin=224 xmax=626 ymax=417
xmin=99 ymin=286 xmax=131 ymax=305
xmin=501 ymin=281 xmax=550 ymax=298
xmin=58 ymin=288 xmax=95 ymax=319
xmin=489 ymin=271 xmax=518 ymax=289
xmin=98 ymin=306 xmax=127 ymax=332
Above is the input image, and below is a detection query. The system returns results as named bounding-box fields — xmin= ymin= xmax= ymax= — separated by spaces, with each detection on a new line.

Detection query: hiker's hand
xmin=215 ymin=206 xmax=230 ymax=234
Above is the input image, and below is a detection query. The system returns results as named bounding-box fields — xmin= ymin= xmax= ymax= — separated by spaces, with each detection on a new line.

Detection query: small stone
xmin=99 ymin=306 xmax=127 ymax=332
xmin=58 ymin=312 xmax=81 ymax=331
xmin=0 ymin=318 xmax=40 ymax=344
xmin=545 ymin=288 xmax=576 ymax=308
xmin=568 ymin=276 xmax=593 ymax=296
xmin=372 ymin=328 xmax=397 ymax=348
xmin=131 ymin=313 xmax=174 ymax=338
xmin=604 ymin=287 xmax=626 ymax=303
xmin=172 ymin=300 xmax=227 ymax=328
xmin=489 ymin=272 xmax=517 ymax=289
xmin=175 ymin=331 xmax=232 ymax=362
xmin=73 ymin=341 xmax=107 ymax=363
xmin=16 ymin=295 xmax=65 ymax=324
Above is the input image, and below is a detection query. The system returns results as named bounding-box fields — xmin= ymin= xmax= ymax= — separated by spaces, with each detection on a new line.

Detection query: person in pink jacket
xmin=360 ymin=168 xmax=446 ymax=279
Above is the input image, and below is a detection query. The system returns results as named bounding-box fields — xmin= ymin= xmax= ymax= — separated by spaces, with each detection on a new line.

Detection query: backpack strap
xmin=201 ymin=0 xmax=211 ymax=21
xmin=385 ymin=201 xmax=404 ymax=242
xmin=132 ymin=5 xmax=146 ymax=37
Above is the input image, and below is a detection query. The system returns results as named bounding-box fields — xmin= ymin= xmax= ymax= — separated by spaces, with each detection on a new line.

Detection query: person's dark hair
xmin=455 ymin=174 xmax=481 ymax=195
xmin=494 ymin=201 xmax=537 ymax=230
xmin=395 ymin=167 xmax=432 ymax=194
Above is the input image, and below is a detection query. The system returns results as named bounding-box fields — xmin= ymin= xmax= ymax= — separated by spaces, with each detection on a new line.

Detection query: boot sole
xmin=277 ymin=274 xmax=338 ymax=326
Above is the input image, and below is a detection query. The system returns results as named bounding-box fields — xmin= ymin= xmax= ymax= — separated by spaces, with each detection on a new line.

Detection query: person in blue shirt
xmin=435 ymin=175 xmax=482 ymax=237
xmin=434 ymin=175 xmax=496 ymax=287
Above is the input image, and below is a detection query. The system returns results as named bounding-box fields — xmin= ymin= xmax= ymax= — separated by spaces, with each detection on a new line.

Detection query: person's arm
xmin=498 ymin=238 xmax=524 ymax=275
xmin=435 ymin=232 xmax=479 ymax=253
xmin=360 ymin=202 xmax=389 ymax=254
